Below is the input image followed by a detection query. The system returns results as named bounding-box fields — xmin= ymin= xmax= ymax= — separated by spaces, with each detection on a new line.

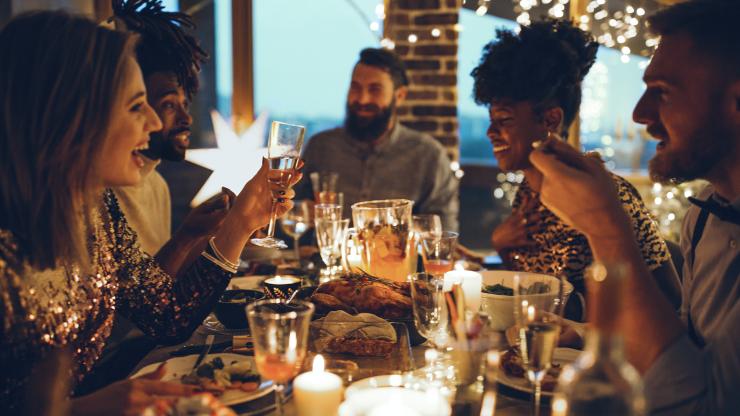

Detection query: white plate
xmin=130 ymin=353 xmax=273 ymax=406
xmin=497 ymin=348 xmax=581 ymax=397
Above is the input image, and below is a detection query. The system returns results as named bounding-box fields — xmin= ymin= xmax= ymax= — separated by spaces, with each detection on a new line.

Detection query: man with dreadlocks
xmin=111 ymin=0 xmax=232 ymax=277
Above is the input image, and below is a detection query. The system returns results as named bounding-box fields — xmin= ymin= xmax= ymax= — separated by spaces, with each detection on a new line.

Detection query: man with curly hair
xmin=471 ymin=19 xmax=681 ymax=315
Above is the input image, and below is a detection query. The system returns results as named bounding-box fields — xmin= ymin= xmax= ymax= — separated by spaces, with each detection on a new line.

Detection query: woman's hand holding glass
xmin=211 ymin=157 xmax=302 ymax=264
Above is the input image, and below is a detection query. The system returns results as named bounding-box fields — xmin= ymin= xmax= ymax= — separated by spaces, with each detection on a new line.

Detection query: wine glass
xmin=420 ymin=231 xmax=458 ymax=276
xmin=315 ymin=218 xmax=349 ymax=282
xmin=412 ymin=214 xmax=443 ymax=239
xmin=251 ymin=121 xmax=305 ymax=249
xmin=310 ymin=171 xmax=339 ymax=204
xmin=280 ymin=200 xmax=311 ymax=261
xmin=513 ymin=274 xmax=566 ymax=416
xmin=409 ymin=272 xmax=450 ymax=349
xmin=246 ymin=299 xmax=314 ymax=416
xmin=314 ymin=203 xmax=342 ymax=222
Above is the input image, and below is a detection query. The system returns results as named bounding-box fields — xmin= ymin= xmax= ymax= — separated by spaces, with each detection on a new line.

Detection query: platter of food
xmin=306 ymin=309 xmax=415 ymax=376
xmin=131 ymin=353 xmax=273 ymax=406
xmin=497 ymin=347 xmax=580 ymax=397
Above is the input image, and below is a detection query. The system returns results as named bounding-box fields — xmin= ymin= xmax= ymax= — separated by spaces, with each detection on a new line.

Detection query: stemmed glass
xmin=409 ymin=272 xmax=450 ymax=349
xmin=315 ymin=218 xmax=349 ymax=282
xmin=246 ymin=299 xmax=314 ymax=416
xmin=251 ymin=121 xmax=305 ymax=249
xmin=412 ymin=214 xmax=443 ymax=239
xmin=513 ymin=274 xmax=565 ymax=416
xmin=314 ymin=203 xmax=342 ymax=222
xmin=280 ymin=200 xmax=311 ymax=261
xmin=420 ymin=231 xmax=458 ymax=276
xmin=310 ymin=171 xmax=340 ymax=204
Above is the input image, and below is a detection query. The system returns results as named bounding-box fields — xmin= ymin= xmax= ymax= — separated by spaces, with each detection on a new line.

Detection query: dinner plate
xmin=497 ymin=348 xmax=581 ymax=397
xmin=130 ymin=353 xmax=273 ymax=406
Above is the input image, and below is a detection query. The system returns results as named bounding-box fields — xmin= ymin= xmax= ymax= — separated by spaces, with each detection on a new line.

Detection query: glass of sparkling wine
xmin=315 ymin=218 xmax=349 ymax=281
xmin=420 ymin=231 xmax=458 ymax=276
xmin=251 ymin=121 xmax=305 ymax=249
xmin=246 ymin=299 xmax=314 ymax=416
xmin=513 ymin=274 xmax=565 ymax=416
xmin=280 ymin=200 xmax=311 ymax=261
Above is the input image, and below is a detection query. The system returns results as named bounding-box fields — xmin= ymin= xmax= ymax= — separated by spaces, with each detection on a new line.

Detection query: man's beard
xmin=141 ymin=128 xmax=189 ymax=162
xmin=648 ymin=113 xmax=734 ymax=184
xmin=344 ymin=99 xmax=395 ymax=142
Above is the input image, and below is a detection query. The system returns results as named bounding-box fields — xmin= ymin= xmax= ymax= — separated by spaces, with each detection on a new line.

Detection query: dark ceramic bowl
xmin=213 ymin=289 xmax=265 ymax=329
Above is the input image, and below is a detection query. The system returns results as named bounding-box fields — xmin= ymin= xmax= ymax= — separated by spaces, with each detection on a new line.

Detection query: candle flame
xmin=527 ymin=305 xmax=535 ymax=322
xmin=552 ymin=397 xmax=568 ymax=416
xmin=313 ymin=354 xmax=325 ymax=372
xmin=487 ymin=350 xmax=500 ymax=367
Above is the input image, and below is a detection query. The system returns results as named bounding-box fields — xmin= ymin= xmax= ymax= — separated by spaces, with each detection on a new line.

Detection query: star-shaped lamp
xmin=186 ymin=110 xmax=269 ymax=206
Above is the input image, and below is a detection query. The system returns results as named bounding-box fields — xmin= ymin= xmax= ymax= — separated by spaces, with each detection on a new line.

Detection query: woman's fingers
xmin=135 ymin=362 xmax=167 ymax=380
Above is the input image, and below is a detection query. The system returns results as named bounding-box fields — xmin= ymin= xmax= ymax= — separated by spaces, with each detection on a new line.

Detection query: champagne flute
xmin=251 ymin=121 xmax=305 ymax=249
xmin=420 ymin=231 xmax=458 ymax=276
xmin=280 ymin=200 xmax=311 ymax=262
xmin=513 ymin=274 xmax=565 ymax=416
xmin=315 ymin=218 xmax=349 ymax=282
xmin=314 ymin=203 xmax=342 ymax=222
xmin=246 ymin=299 xmax=314 ymax=416
xmin=310 ymin=171 xmax=339 ymax=204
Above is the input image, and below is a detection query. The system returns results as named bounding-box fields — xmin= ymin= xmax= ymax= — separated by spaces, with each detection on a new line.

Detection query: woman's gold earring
xmin=547 ymin=131 xmax=553 ymax=140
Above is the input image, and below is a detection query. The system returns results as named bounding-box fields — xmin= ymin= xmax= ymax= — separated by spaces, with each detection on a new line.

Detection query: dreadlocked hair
xmin=111 ymin=0 xmax=208 ymax=100
xmin=471 ymin=19 xmax=598 ymax=134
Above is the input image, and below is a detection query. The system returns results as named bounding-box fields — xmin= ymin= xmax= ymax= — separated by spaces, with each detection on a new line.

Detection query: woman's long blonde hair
xmin=0 ymin=11 xmax=137 ymax=270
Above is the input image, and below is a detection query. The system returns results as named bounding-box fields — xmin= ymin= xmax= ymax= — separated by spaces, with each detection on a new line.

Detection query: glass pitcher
xmin=350 ymin=199 xmax=416 ymax=282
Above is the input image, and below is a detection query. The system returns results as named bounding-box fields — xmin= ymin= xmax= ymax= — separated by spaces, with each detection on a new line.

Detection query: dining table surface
xmin=131 ymin=262 xmax=551 ymax=416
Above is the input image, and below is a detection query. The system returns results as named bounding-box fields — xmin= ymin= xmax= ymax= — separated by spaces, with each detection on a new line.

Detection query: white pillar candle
xmin=294 ymin=355 xmax=343 ymax=416
xmin=443 ymin=270 xmax=482 ymax=312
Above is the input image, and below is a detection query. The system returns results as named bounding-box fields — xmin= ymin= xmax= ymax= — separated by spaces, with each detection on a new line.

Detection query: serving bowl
xmin=479 ymin=270 xmax=574 ymax=331
xmin=213 ymin=289 xmax=265 ymax=329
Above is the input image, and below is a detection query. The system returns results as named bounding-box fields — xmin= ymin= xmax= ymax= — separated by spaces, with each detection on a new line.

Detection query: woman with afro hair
xmin=472 ymin=19 xmax=681 ymax=315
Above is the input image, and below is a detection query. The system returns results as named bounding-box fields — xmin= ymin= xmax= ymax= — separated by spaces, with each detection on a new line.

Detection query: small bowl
xmin=213 ymin=289 xmax=265 ymax=329
xmin=480 ymin=271 xmax=574 ymax=331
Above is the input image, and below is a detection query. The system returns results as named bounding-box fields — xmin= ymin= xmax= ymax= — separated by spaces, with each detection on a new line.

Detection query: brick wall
xmin=385 ymin=0 xmax=461 ymax=161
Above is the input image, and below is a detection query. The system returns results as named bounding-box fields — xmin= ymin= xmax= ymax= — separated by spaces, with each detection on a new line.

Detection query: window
xmin=253 ymin=0 xmax=382 ymax=140
xmin=457 ymin=9 xmax=517 ymax=166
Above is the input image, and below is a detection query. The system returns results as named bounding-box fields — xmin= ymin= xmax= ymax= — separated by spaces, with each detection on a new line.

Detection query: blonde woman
xmin=0 ymin=11 xmax=298 ymax=414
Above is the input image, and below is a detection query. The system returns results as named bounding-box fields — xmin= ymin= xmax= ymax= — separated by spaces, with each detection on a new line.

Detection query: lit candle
xmin=263 ymin=275 xmax=301 ymax=299
xmin=293 ymin=355 xmax=343 ymax=416
xmin=443 ymin=270 xmax=482 ymax=312
xmin=527 ymin=305 xmax=536 ymax=322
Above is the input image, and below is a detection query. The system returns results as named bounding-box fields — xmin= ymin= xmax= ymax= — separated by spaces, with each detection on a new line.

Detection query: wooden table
xmin=133 ymin=274 xmax=541 ymax=415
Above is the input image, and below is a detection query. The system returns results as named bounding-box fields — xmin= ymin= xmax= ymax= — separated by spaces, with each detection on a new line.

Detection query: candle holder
xmin=263 ymin=275 xmax=302 ymax=299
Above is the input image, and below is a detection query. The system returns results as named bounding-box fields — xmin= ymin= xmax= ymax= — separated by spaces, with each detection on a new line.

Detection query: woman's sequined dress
xmin=0 ymin=190 xmax=233 ymax=410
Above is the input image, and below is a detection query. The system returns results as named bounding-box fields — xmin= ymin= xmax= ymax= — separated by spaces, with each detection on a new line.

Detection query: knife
xmin=189 ymin=334 xmax=214 ymax=374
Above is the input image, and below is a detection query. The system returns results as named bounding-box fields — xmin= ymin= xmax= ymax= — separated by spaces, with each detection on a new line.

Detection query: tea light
xmin=263 ymin=275 xmax=301 ymax=299
xmin=443 ymin=270 xmax=482 ymax=312
xmin=294 ymin=355 xmax=343 ymax=416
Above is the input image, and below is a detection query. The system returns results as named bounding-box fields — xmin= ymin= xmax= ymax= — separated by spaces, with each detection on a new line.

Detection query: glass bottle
xmin=552 ymin=263 xmax=646 ymax=416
